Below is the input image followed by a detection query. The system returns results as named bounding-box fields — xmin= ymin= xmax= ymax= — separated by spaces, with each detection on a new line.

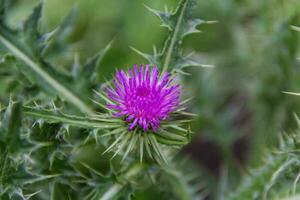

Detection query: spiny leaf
xmin=263 ymin=158 xmax=298 ymax=200
xmin=174 ymin=53 xmax=215 ymax=69
xmin=0 ymin=99 xmax=22 ymax=154
xmin=73 ymin=40 xmax=113 ymax=94
xmin=0 ymin=0 xmax=8 ymax=23
xmin=164 ymin=168 xmax=205 ymax=200
xmin=144 ymin=5 xmax=173 ymax=30
xmin=100 ymin=184 xmax=122 ymax=200
xmin=50 ymin=182 xmax=75 ymax=200
xmin=23 ymin=2 xmax=43 ymax=56
xmin=24 ymin=106 xmax=122 ymax=129
xmin=41 ymin=7 xmax=78 ymax=56
xmin=100 ymin=164 xmax=142 ymax=200
xmin=0 ymin=30 xmax=94 ymax=114
xmin=0 ymin=2 xmax=94 ymax=115
xmin=136 ymin=0 xmax=214 ymax=73
xmin=87 ymin=40 xmax=113 ymax=84
xmin=227 ymin=129 xmax=300 ymax=200
xmin=130 ymin=46 xmax=159 ymax=66
xmin=160 ymin=0 xmax=204 ymax=73
xmin=0 ymin=148 xmax=48 ymax=199
xmin=227 ymin=155 xmax=289 ymax=200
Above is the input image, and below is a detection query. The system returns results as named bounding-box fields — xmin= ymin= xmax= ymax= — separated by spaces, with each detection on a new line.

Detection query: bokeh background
xmin=2 ymin=0 xmax=300 ymax=199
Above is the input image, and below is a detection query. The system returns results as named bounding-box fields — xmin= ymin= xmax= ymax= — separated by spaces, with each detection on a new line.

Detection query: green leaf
xmin=0 ymin=146 xmax=48 ymax=199
xmin=130 ymin=46 xmax=160 ymax=66
xmin=163 ymin=163 xmax=207 ymax=200
xmin=0 ymin=100 xmax=22 ymax=154
xmin=0 ymin=0 xmax=7 ymax=23
xmin=227 ymin=130 xmax=300 ymax=200
xmin=0 ymin=1 xmax=94 ymax=115
xmin=0 ymin=30 xmax=93 ymax=114
xmin=263 ymin=158 xmax=298 ymax=200
xmin=0 ymin=28 xmax=94 ymax=114
xmin=23 ymin=106 xmax=122 ymax=129
xmin=73 ymin=40 xmax=113 ymax=95
xmin=41 ymin=7 xmax=78 ymax=57
xmin=160 ymin=0 xmax=204 ymax=73
xmin=136 ymin=0 xmax=215 ymax=72
xmin=51 ymin=182 xmax=74 ymax=200
xmin=99 ymin=164 xmax=142 ymax=200
xmin=23 ymin=2 xmax=42 ymax=56
xmin=144 ymin=5 xmax=173 ymax=30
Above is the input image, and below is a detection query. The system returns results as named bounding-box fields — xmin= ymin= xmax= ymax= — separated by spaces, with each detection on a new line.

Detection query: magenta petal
xmin=129 ymin=118 xmax=139 ymax=130
xmin=105 ymin=64 xmax=180 ymax=132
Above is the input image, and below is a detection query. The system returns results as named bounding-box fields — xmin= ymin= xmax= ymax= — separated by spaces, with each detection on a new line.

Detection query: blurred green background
xmin=2 ymin=0 xmax=300 ymax=198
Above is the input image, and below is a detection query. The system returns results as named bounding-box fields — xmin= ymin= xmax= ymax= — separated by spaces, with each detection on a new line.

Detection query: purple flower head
xmin=106 ymin=64 xmax=181 ymax=132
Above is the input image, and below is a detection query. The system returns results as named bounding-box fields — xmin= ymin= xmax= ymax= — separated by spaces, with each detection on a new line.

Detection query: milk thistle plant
xmin=0 ymin=0 xmax=211 ymax=199
xmin=1 ymin=0 xmax=300 ymax=199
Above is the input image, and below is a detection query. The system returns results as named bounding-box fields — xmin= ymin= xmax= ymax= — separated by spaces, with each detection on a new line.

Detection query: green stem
xmin=162 ymin=0 xmax=188 ymax=74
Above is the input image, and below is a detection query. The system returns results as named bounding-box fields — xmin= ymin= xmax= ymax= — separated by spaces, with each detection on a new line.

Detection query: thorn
xmin=31 ymin=121 xmax=38 ymax=128
xmin=185 ymin=52 xmax=194 ymax=58
xmin=200 ymin=64 xmax=215 ymax=68
xmin=153 ymin=45 xmax=157 ymax=56
xmin=37 ymin=119 xmax=44 ymax=128
xmin=63 ymin=124 xmax=70 ymax=135
xmin=205 ymin=20 xmax=219 ymax=24
xmin=282 ymin=91 xmax=300 ymax=96
xmin=293 ymin=113 xmax=300 ymax=128
xmin=8 ymin=95 xmax=16 ymax=106
xmin=24 ymin=190 xmax=42 ymax=199
xmin=164 ymin=4 xmax=168 ymax=13
xmin=84 ymin=133 xmax=91 ymax=144
xmin=179 ymin=97 xmax=194 ymax=107
xmin=144 ymin=4 xmax=172 ymax=30
xmin=174 ymin=69 xmax=192 ymax=76
xmin=291 ymin=25 xmax=300 ymax=32
xmin=50 ymin=100 xmax=59 ymax=111
xmin=92 ymin=129 xmax=99 ymax=144
xmin=33 ymin=101 xmax=40 ymax=109
xmin=130 ymin=46 xmax=150 ymax=58
xmin=72 ymin=52 xmax=81 ymax=78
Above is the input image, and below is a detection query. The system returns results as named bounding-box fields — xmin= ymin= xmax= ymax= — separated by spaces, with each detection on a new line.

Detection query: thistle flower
xmin=106 ymin=64 xmax=181 ymax=132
